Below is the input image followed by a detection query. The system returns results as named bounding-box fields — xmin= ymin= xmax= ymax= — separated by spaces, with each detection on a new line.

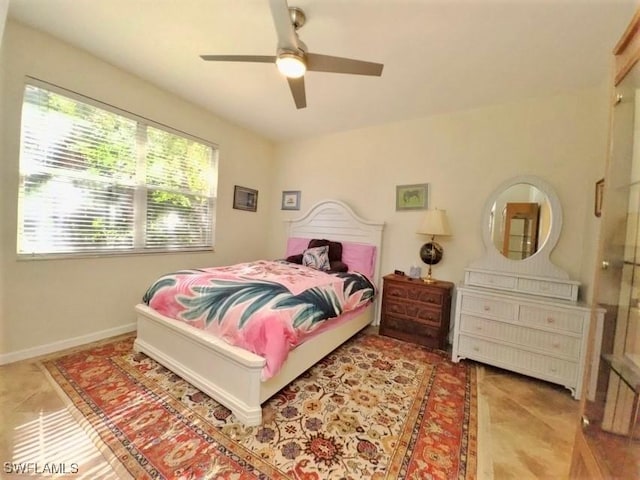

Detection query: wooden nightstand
xmin=379 ymin=273 xmax=454 ymax=350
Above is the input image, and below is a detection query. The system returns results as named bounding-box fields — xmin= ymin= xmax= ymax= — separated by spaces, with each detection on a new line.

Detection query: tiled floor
xmin=0 ymin=336 xmax=579 ymax=479
xmin=476 ymin=364 xmax=579 ymax=479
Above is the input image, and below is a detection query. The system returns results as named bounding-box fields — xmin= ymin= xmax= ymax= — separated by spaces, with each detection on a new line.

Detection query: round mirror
xmin=481 ymin=175 xmax=562 ymax=266
xmin=473 ymin=175 xmax=565 ymax=278
xmin=488 ymin=184 xmax=552 ymax=260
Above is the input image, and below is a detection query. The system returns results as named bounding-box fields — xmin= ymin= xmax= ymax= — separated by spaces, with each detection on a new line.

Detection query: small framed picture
xmin=595 ymin=178 xmax=604 ymax=218
xmin=281 ymin=190 xmax=301 ymax=210
xmin=396 ymin=183 xmax=429 ymax=211
xmin=409 ymin=266 xmax=422 ymax=279
xmin=233 ymin=185 xmax=258 ymax=212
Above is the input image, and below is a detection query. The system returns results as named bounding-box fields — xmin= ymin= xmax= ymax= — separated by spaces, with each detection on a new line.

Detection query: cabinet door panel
xmin=572 ymin=8 xmax=640 ymax=477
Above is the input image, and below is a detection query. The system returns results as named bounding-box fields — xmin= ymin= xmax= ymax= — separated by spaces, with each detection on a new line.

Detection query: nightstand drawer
xmin=384 ymin=282 xmax=443 ymax=306
xmin=380 ymin=315 xmax=440 ymax=343
xmin=384 ymin=299 xmax=442 ymax=327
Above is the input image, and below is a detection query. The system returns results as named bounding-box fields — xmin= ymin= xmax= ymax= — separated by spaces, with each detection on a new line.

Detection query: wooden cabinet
xmin=570 ymin=6 xmax=640 ymax=478
xmin=502 ymin=202 xmax=540 ymax=260
xmin=452 ymin=283 xmax=603 ymax=399
xmin=379 ymin=274 xmax=453 ymax=349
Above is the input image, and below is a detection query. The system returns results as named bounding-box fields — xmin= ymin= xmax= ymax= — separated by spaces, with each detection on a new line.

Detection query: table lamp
xmin=417 ymin=209 xmax=452 ymax=283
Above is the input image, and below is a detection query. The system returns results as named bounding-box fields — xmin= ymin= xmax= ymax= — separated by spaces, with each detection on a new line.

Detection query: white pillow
xmin=302 ymin=245 xmax=331 ymax=271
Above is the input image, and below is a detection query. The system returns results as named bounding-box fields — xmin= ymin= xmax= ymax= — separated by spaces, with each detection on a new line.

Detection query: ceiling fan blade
xmin=306 ymin=53 xmax=384 ymax=76
xmin=269 ymin=0 xmax=299 ymax=51
xmin=287 ymin=76 xmax=306 ymax=109
xmin=200 ymin=55 xmax=276 ymax=63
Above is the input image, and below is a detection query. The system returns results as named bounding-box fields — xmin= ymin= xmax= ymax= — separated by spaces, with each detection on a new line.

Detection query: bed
xmin=133 ymin=199 xmax=384 ymax=426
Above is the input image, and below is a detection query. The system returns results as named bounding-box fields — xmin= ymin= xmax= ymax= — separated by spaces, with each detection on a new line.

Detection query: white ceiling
xmin=7 ymin=0 xmax=638 ymax=142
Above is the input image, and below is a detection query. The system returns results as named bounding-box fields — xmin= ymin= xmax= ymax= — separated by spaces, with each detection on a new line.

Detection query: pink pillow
xmin=285 ymin=237 xmax=309 ymax=257
xmin=286 ymin=237 xmax=377 ymax=279
xmin=342 ymin=242 xmax=376 ymax=278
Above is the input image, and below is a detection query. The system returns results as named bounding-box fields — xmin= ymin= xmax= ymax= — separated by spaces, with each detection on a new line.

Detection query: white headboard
xmin=285 ymin=199 xmax=385 ymax=320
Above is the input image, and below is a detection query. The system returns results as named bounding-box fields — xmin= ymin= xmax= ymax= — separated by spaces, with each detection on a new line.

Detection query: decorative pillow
xmin=302 ymin=245 xmax=331 ymax=271
xmin=286 ymin=254 xmax=303 ymax=264
xmin=328 ymin=260 xmax=349 ymax=273
xmin=308 ymin=239 xmax=343 ymax=262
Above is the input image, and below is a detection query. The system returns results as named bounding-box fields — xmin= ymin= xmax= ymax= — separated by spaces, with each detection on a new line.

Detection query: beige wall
xmin=0 ymin=20 xmax=611 ymax=359
xmin=0 ymin=21 xmax=275 ymax=358
xmin=268 ymin=87 xmax=609 ymax=304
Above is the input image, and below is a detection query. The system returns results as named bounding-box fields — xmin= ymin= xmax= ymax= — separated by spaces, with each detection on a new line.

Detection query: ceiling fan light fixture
xmin=276 ymin=52 xmax=306 ymax=78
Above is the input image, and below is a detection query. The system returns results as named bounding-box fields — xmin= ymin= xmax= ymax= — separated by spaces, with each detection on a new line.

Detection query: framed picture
xmin=595 ymin=178 xmax=604 ymax=218
xmin=233 ymin=185 xmax=258 ymax=212
xmin=281 ymin=190 xmax=301 ymax=210
xmin=396 ymin=183 xmax=429 ymax=211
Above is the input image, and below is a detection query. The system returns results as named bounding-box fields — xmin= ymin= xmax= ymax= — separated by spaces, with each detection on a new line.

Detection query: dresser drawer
xmin=384 ymin=299 xmax=442 ymax=326
xmin=459 ymin=294 xmax=516 ymax=321
xmin=518 ymin=305 xmax=585 ymax=334
xmin=457 ymin=335 xmax=578 ymax=384
xmin=466 ymin=271 xmax=516 ymax=290
xmin=464 ymin=268 xmax=579 ymax=301
xmin=459 ymin=314 xmax=581 ymax=360
xmin=384 ymin=283 xmax=443 ymax=306
xmin=517 ymin=278 xmax=576 ymax=300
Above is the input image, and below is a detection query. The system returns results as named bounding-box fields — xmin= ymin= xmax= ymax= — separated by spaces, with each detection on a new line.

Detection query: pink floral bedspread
xmin=142 ymin=260 xmax=376 ymax=379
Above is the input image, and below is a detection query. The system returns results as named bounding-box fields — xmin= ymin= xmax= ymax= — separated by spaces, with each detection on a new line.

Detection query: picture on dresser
xmin=409 ymin=265 xmax=422 ymax=279
xmin=451 ymin=175 xmax=604 ymax=400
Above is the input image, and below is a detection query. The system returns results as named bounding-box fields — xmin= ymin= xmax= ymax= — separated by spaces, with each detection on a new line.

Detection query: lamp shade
xmin=417 ymin=209 xmax=452 ymax=236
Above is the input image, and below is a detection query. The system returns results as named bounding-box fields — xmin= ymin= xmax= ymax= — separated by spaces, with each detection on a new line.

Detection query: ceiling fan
xmin=200 ymin=0 xmax=384 ymax=109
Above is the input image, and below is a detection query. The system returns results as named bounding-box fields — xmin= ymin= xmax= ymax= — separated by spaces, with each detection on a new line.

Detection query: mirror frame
xmin=471 ymin=175 xmax=570 ymax=279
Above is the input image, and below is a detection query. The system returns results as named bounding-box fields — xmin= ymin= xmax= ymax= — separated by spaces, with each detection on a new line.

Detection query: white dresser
xmin=452 ymin=175 xmax=604 ymax=400
xmin=452 ymin=274 xmax=603 ymax=399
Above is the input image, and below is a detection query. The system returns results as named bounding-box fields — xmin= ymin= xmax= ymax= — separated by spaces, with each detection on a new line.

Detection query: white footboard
xmin=134 ymin=304 xmax=265 ymax=425
xmin=134 ymin=303 xmax=373 ymax=426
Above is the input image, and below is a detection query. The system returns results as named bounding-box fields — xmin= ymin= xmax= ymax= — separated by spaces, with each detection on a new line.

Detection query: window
xmin=18 ymin=81 xmax=218 ymax=257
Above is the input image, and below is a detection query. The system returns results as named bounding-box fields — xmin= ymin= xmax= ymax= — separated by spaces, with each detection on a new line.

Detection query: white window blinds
xmin=18 ymin=82 xmax=218 ymax=257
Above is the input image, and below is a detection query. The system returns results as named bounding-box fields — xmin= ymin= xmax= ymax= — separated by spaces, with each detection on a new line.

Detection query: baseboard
xmin=0 ymin=323 xmax=137 ymax=365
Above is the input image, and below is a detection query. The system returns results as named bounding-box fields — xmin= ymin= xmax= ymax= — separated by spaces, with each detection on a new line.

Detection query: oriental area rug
xmin=42 ymin=332 xmax=477 ymax=480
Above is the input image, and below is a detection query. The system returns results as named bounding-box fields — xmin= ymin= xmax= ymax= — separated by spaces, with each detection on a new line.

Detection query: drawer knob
xmin=546 ymin=317 xmax=555 ymax=324
xmin=550 ymin=367 xmax=557 ymax=373
xmin=552 ymin=342 xmax=560 ymax=348
xmin=473 ymin=346 xmax=480 ymax=352
xmin=476 ymin=326 xmax=482 ymax=331
xmin=483 ymin=305 xmax=491 ymax=312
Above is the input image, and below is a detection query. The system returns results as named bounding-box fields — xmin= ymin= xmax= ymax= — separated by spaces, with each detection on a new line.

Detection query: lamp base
xmin=422 ymin=264 xmax=437 ymax=283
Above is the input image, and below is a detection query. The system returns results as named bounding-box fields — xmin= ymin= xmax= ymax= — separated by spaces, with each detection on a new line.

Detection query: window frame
xmin=17 ymin=78 xmax=219 ymax=260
